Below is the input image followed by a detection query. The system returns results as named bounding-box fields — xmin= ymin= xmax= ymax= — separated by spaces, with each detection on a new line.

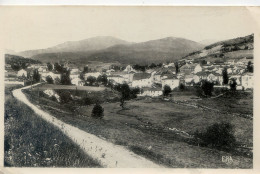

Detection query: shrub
xmin=194 ymin=122 xmax=236 ymax=150
xmin=179 ymin=83 xmax=185 ymax=91
xmin=56 ymin=90 xmax=72 ymax=104
xmin=46 ymin=75 xmax=54 ymax=84
xmin=163 ymin=85 xmax=172 ymax=96
xmin=91 ymin=104 xmax=104 ymax=119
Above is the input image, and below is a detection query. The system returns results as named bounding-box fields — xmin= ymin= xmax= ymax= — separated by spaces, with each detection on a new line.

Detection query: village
xmin=5 ymin=56 xmax=254 ymax=98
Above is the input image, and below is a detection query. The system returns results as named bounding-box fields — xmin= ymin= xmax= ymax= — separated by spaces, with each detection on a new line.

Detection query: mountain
xmin=29 ymin=37 xmax=204 ymax=65
xmin=18 ymin=36 xmax=132 ymax=57
xmin=181 ymin=34 xmax=254 ymax=63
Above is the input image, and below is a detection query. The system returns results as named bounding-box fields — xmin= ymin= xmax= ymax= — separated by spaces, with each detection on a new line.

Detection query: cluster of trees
xmin=83 ymin=74 xmax=108 ymax=86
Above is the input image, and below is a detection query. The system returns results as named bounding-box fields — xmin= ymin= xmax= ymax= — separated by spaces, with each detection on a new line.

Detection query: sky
xmin=0 ymin=6 xmax=257 ymax=52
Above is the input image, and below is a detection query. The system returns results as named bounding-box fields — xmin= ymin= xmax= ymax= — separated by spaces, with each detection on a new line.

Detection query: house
xmin=17 ymin=69 xmax=27 ymax=77
xmin=153 ymin=68 xmax=175 ymax=83
xmin=71 ymin=77 xmax=84 ymax=86
xmin=229 ymin=74 xmax=242 ymax=85
xmin=161 ymin=77 xmax=180 ymax=90
xmin=179 ymin=63 xmax=199 ymax=75
xmin=70 ymin=72 xmax=80 ymax=80
xmin=194 ymin=64 xmax=203 ymax=74
xmin=132 ymin=73 xmax=152 ymax=88
xmin=184 ymin=75 xmax=195 ymax=85
xmin=195 ymin=71 xmax=209 ymax=81
xmin=138 ymin=87 xmax=162 ymax=97
xmin=241 ymin=73 xmax=253 ymax=89
xmin=107 ymin=75 xmax=126 ymax=84
xmin=207 ymin=72 xmax=223 ymax=85
xmin=123 ymin=65 xmax=136 ymax=73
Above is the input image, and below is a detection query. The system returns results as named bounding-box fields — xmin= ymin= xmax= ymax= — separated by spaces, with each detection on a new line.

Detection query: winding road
xmin=12 ymin=84 xmax=162 ymax=168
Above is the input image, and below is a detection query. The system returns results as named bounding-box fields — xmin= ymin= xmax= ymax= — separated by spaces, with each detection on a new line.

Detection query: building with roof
xmin=17 ymin=69 xmax=27 ymax=77
xmin=138 ymin=87 xmax=162 ymax=97
xmin=241 ymin=73 xmax=253 ymax=89
xmin=161 ymin=77 xmax=180 ymax=90
xmin=132 ymin=73 xmax=152 ymax=88
xmin=107 ymin=75 xmax=126 ymax=84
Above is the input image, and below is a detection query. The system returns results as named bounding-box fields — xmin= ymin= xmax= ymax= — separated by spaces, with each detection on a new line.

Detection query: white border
xmin=0 ymin=0 xmax=260 ymax=6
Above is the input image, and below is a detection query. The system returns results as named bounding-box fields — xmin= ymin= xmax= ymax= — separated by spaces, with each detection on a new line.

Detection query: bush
xmin=179 ymin=83 xmax=185 ymax=91
xmin=163 ymin=85 xmax=172 ymax=96
xmin=91 ymin=104 xmax=104 ymax=119
xmin=194 ymin=122 xmax=236 ymax=150
xmin=56 ymin=90 xmax=72 ymax=104
xmin=46 ymin=75 xmax=54 ymax=84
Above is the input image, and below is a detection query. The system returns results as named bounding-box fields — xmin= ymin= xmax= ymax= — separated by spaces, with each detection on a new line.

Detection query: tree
xmin=222 ymin=67 xmax=229 ymax=85
xmin=179 ymin=83 xmax=185 ymax=91
xmin=229 ymin=78 xmax=237 ymax=91
xmin=201 ymin=80 xmax=214 ymax=97
xmin=149 ymin=63 xmax=157 ymax=69
xmin=119 ymin=84 xmax=131 ymax=109
xmin=97 ymin=74 xmax=108 ymax=85
xmin=86 ymin=76 xmax=96 ymax=86
xmin=33 ymin=69 xmax=41 ymax=83
xmin=247 ymin=61 xmax=253 ymax=73
xmin=47 ymin=62 xmax=53 ymax=71
xmin=163 ymin=85 xmax=172 ymax=96
xmin=91 ymin=104 xmax=104 ymax=118
xmin=11 ymin=63 xmax=21 ymax=71
xmin=79 ymin=72 xmax=85 ymax=81
xmin=57 ymin=90 xmax=72 ymax=104
xmin=46 ymin=75 xmax=54 ymax=84
xmin=60 ymin=70 xmax=71 ymax=85
xmin=130 ymin=87 xmax=140 ymax=98
xmin=175 ymin=63 xmax=179 ymax=74
xmin=54 ymin=63 xmax=64 ymax=73
xmin=194 ymin=122 xmax=236 ymax=149
xmin=83 ymin=66 xmax=89 ymax=73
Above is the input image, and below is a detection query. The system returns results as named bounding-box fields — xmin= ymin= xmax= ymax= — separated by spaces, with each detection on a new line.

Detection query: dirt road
xmin=12 ymin=84 xmax=162 ymax=168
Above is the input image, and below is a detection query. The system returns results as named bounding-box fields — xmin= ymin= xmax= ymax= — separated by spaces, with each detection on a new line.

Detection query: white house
xmin=17 ymin=69 xmax=27 ymax=77
xmin=241 ymin=73 xmax=253 ymax=89
xmin=132 ymin=73 xmax=152 ymax=88
xmin=161 ymin=78 xmax=180 ymax=90
xmin=194 ymin=64 xmax=203 ymax=74
xmin=229 ymin=74 xmax=242 ymax=85
xmin=107 ymin=75 xmax=126 ymax=84
xmin=71 ymin=77 xmax=84 ymax=86
xmin=123 ymin=65 xmax=136 ymax=73
xmin=138 ymin=87 xmax=162 ymax=97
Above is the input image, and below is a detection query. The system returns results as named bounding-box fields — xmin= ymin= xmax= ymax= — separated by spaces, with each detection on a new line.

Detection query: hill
xmin=5 ymin=54 xmax=41 ymax=65
xmin=18 ymin=36 xmax=132 ymax=58
xmin=30 ymin=37 xmax=204 ymax=65
xmin=181 ymin=34 xmax=254 ymax=63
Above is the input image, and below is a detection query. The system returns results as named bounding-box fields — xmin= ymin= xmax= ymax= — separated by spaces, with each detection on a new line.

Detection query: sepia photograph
xmin=0 ymin=6 xmax=258 ymax=169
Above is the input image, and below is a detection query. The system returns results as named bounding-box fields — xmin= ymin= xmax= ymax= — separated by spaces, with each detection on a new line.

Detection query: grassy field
xmin=4 ymin=84 xmax=101 ymax=167
xmin=24 ymin=86 xmax=253 ymax=168
xmin=195 ymin=91 xmax=253 ymax=115
xmin=34 ymin=84 xmax=106 ymax=91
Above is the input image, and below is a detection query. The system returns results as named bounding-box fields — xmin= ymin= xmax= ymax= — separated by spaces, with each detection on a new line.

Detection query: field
xmin=24 ymin=85 xmax=253 ymax=168
xmin=4 ymin=84 xmax=101 ymax=167
xmin=195 ymin=91 xmax=253 ymax=115
xmin=34 ymin=84 xmax=106 ymax=91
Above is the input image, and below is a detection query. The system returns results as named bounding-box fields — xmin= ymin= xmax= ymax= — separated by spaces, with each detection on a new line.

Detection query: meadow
xmin=24 ymin=85 xmax=253 ymax=168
